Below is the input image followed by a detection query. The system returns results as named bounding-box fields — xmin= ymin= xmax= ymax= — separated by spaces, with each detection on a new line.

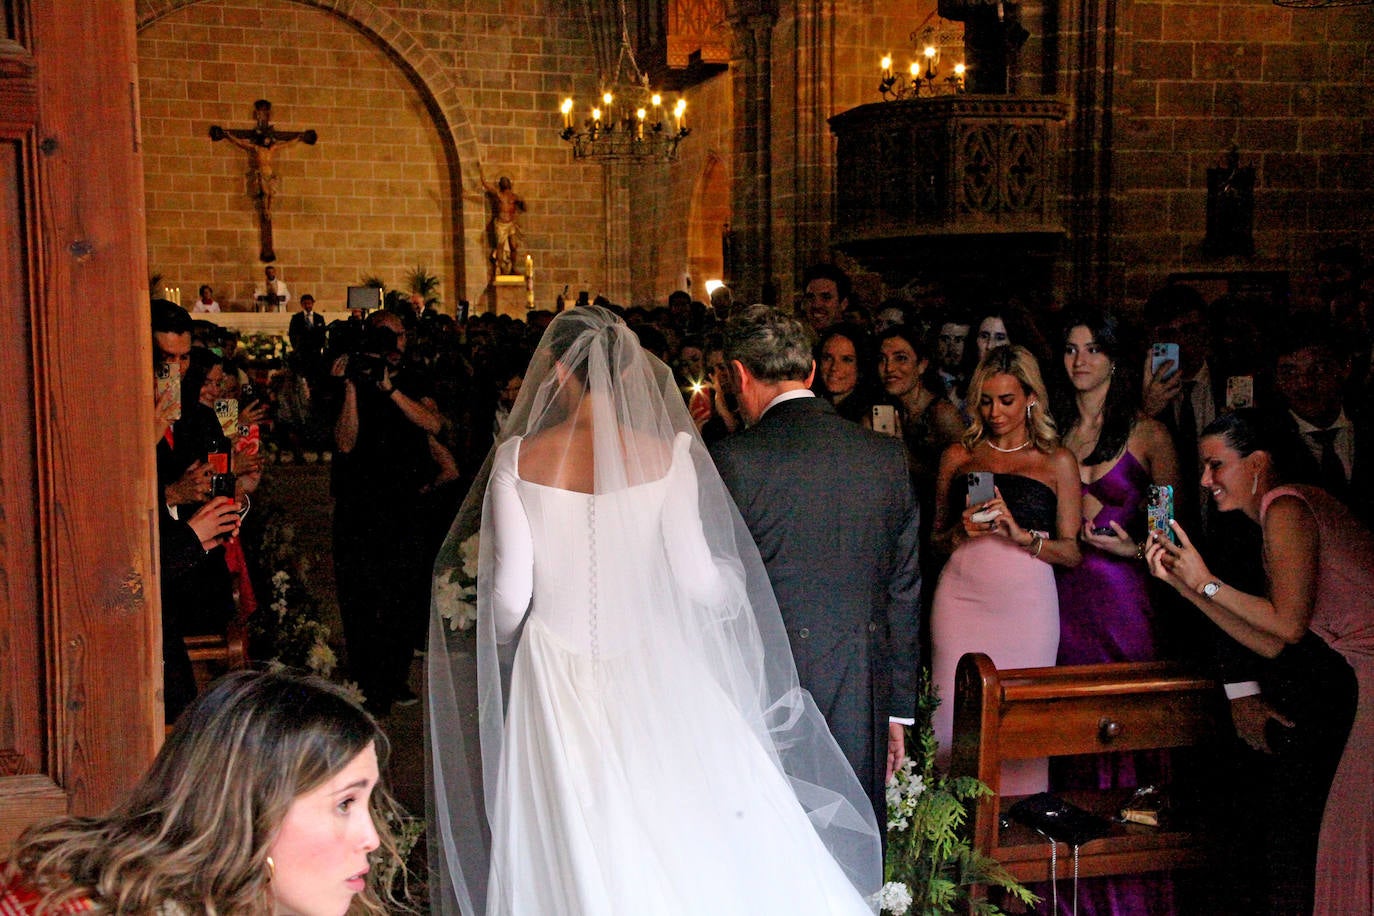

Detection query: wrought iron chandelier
xmin=878 ymin=23 xmax=967 ymax=100
xmin=558 ymin=4 xmax=690 ymax=162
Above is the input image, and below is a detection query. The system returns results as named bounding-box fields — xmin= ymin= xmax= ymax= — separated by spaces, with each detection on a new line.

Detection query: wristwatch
xmin=1200 ymin=580 xmax=1222 ymax=599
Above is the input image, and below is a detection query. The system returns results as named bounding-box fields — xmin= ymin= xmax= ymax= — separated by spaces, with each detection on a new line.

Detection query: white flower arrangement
xmin=876 ymin=881 xmax=914 ymax=916
xmin=249 ymin=501 xmax=361 ymax=701
xmin=437 ymin=534 xmax=480 ymax=632
xmin=880 ymin=675 xmax=1036 ymax=916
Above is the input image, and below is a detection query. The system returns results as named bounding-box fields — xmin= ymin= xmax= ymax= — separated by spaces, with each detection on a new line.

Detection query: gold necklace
xmin=987 ymin=439 xmax=1031 ymax=453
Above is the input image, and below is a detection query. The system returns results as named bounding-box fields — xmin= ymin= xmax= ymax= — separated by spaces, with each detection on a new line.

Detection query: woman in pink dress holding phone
xmin=930 ymin=345 xmax=1082 ymax=794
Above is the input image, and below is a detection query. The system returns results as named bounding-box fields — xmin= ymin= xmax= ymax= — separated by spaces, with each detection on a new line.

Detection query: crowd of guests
xmin=7 ymin=248 xmax=1370 ymax=913
xmin=772 ymin=260 xmax=1371 ymax=916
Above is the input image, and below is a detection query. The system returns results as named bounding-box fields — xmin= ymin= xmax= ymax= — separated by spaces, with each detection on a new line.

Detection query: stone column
xmin=727 ymin=1 xmax=778 ymax=306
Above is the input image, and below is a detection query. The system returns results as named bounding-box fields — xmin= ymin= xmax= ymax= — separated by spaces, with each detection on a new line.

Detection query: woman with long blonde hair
xmin=929 ymin=345 xmax=1082 ymax=794
xmin=2 ymin=670 xmax=407 ymax=915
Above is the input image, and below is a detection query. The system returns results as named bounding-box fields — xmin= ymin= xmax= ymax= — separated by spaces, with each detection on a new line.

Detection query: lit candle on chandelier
xmin=881 ymin=55 xmax=894 ymax=80
xmin=560 ymin=97 xmax=574 ymax=130
xmin=673 ymin=98 xmax=687 ymax=134
xmin=954 ymin=63 xmax=967 ymax=90
xmin=923 ymin=45 xmax=938 ymax=80
xmin=636 ymin=107 xmax=646 ymax=140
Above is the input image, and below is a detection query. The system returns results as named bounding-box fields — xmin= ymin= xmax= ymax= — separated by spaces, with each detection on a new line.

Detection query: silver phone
xmin=967 ymin=471 xmax=995 ymax=506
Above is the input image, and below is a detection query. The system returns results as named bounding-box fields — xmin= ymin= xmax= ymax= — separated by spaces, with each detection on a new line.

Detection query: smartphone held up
xmin=1147 ymin=484 xmax=1178 ymax=545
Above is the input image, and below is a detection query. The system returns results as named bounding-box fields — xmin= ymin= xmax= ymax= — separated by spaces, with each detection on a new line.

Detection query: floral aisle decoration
xmin=434 ymin=533 xmax=480 ymax=632
xmin=240 ymin=331 xmax=288 ymax=364
xmin=246 ymin=500 xmax=363 ymax=704
xmin=878 ymin=675 xmax=1037 ymax=916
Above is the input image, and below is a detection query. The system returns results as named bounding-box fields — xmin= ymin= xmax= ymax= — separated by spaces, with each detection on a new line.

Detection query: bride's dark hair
xmin=542 ymin=305 xmax=639 ymax=381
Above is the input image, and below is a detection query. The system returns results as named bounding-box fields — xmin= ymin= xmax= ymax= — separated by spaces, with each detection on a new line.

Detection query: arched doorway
xmin=687 ymin=153 xmax=731 ymax=295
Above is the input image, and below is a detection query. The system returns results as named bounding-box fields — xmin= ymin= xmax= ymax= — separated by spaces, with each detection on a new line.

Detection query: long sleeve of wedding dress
xmin=485 ymin=440 xmax=534 ymax=643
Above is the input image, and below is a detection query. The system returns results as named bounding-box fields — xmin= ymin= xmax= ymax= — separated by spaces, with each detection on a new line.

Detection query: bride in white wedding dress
xmin=427 ymin=306 xmax=881 ymax=915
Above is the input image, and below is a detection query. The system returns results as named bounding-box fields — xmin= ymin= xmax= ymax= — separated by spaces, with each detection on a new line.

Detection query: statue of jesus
xmin=210 ymin=100 xmax=317 ymax=262
xmin=483 ymin=176 xmax=526 ymax=276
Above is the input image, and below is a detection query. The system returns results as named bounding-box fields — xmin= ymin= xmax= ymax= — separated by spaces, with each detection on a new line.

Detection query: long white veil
xmin=426 ymin=306 xmax=881 ymax=914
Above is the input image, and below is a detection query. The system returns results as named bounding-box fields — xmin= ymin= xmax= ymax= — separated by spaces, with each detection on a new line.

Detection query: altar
xmin=196 ymin=310 xmax=347 ymax=336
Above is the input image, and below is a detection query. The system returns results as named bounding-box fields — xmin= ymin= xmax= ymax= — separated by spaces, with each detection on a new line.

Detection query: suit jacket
xmin=711 ymin=395 xmax=921 ymax=815
xmin=289 ymin=310 xmax=326 ymax=360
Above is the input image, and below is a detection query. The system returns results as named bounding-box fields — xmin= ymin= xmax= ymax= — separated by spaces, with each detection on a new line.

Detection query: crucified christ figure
xmin=482 ymin=176 xmax=526 ymax=276
xmin=210 ymin=99 xmax=317 ymax=263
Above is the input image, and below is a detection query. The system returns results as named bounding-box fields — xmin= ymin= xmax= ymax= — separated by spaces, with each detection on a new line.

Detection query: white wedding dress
xmin=481 ymin=432 xmax=873 ymax=915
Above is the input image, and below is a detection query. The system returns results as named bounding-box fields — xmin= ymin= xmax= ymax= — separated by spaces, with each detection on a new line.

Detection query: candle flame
xmin=561 ymin=98 xmax=573 ymax=114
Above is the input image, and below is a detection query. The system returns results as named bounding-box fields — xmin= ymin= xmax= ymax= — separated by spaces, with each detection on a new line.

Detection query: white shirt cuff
xmin=889 ymin=716 xmax=915 ymax=726
xmin=1224 ymin=681 xmax=1261 ymax=700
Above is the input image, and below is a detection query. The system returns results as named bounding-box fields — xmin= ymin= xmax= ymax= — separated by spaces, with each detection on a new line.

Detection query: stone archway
xmin=687 ymin=153 xmax=731 ymax=292
xmin=136 ymin=0 xmax=484 ymax=301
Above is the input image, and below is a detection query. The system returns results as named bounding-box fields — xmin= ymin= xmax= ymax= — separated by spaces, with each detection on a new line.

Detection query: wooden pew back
xmin=949 ymin=652 xmax=1229 ymax=899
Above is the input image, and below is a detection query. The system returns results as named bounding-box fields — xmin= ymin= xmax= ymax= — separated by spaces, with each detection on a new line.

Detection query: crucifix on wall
xmin=209 ymin=99 xmax=317 ymax=263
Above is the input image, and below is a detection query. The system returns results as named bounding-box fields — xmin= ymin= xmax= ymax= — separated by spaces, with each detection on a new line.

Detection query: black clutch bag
xmin=1008 ymin=793 xmax=1112 ymax=847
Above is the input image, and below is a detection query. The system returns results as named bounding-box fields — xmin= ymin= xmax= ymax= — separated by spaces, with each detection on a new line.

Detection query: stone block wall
xmin=1109 ymin=0 xmax=1373 ymax=305
xmin=139 ymin=0 xmax=457 ymax=311
xmin=137 ymin=0 xmax=613 ymax=312
xmin=631 ymin=69 xmax=734 ymax=305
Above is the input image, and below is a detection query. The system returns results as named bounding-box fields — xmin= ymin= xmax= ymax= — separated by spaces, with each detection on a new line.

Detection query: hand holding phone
xmin=187 ymin=497 xmax=242 ymax=551
xmin=1151 ymin=343 xmax=1181 ymax=381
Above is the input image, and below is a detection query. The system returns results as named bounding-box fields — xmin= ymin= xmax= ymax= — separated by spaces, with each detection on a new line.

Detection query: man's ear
xmin=804 ymin=360 xmax=816 ymax=388
xmin=730 ymin=358 xmax=749 ymax=391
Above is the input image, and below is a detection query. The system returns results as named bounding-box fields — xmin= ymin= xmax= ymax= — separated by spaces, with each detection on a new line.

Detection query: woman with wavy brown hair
xmin=1 ymin=670 xmax=407 ymax=915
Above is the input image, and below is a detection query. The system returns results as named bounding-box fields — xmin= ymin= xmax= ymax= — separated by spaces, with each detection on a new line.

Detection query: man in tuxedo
xmin=711 ymin=305 xmax=921 ymax=821
xmin=1273 ymin=325 xmax=1374 ymax=525
xmin=288 ymin=293 xmax=327 ymax=375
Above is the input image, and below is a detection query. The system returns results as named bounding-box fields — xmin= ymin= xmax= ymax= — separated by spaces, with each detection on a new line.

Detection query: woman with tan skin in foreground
xmin=1145 ymin=408 xmax=1371 ymax=916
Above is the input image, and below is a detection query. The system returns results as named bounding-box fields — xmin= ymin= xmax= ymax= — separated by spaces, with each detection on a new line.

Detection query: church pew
xmin=949 ymin=652 xmax=1229 ymax=909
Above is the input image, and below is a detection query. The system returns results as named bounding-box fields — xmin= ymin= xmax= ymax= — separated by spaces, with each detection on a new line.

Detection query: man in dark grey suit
xmin=711 ymin=305 xmax=921 ymax=821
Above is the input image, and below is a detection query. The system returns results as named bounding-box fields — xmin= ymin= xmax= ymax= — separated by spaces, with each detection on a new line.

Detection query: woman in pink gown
xmin=1147 ymin=408 xmax=1372 ymax=915
xmin=931 ymin=345 xmax=1082 ymax=795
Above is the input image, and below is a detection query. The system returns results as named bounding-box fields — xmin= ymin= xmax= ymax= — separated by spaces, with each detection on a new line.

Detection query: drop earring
xmin=1251 ymin=472 xmax=1258 ymax=495
xmin=266 ymin=856 xmax=275 ymax=882
xmin=1026 ymin=402 xmax=1035 ymax=420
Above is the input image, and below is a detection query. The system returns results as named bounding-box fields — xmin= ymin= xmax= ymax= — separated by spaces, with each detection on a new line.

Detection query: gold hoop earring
xmin=1251 ymin=472 xmax=1258 ymax=495
xmin=266 ymin=856 xmax=275 ymax=883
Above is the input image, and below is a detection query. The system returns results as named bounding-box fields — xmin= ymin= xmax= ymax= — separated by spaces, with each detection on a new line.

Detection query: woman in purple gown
xmin=1051 ymin=309 xmax=1179 ymax=915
